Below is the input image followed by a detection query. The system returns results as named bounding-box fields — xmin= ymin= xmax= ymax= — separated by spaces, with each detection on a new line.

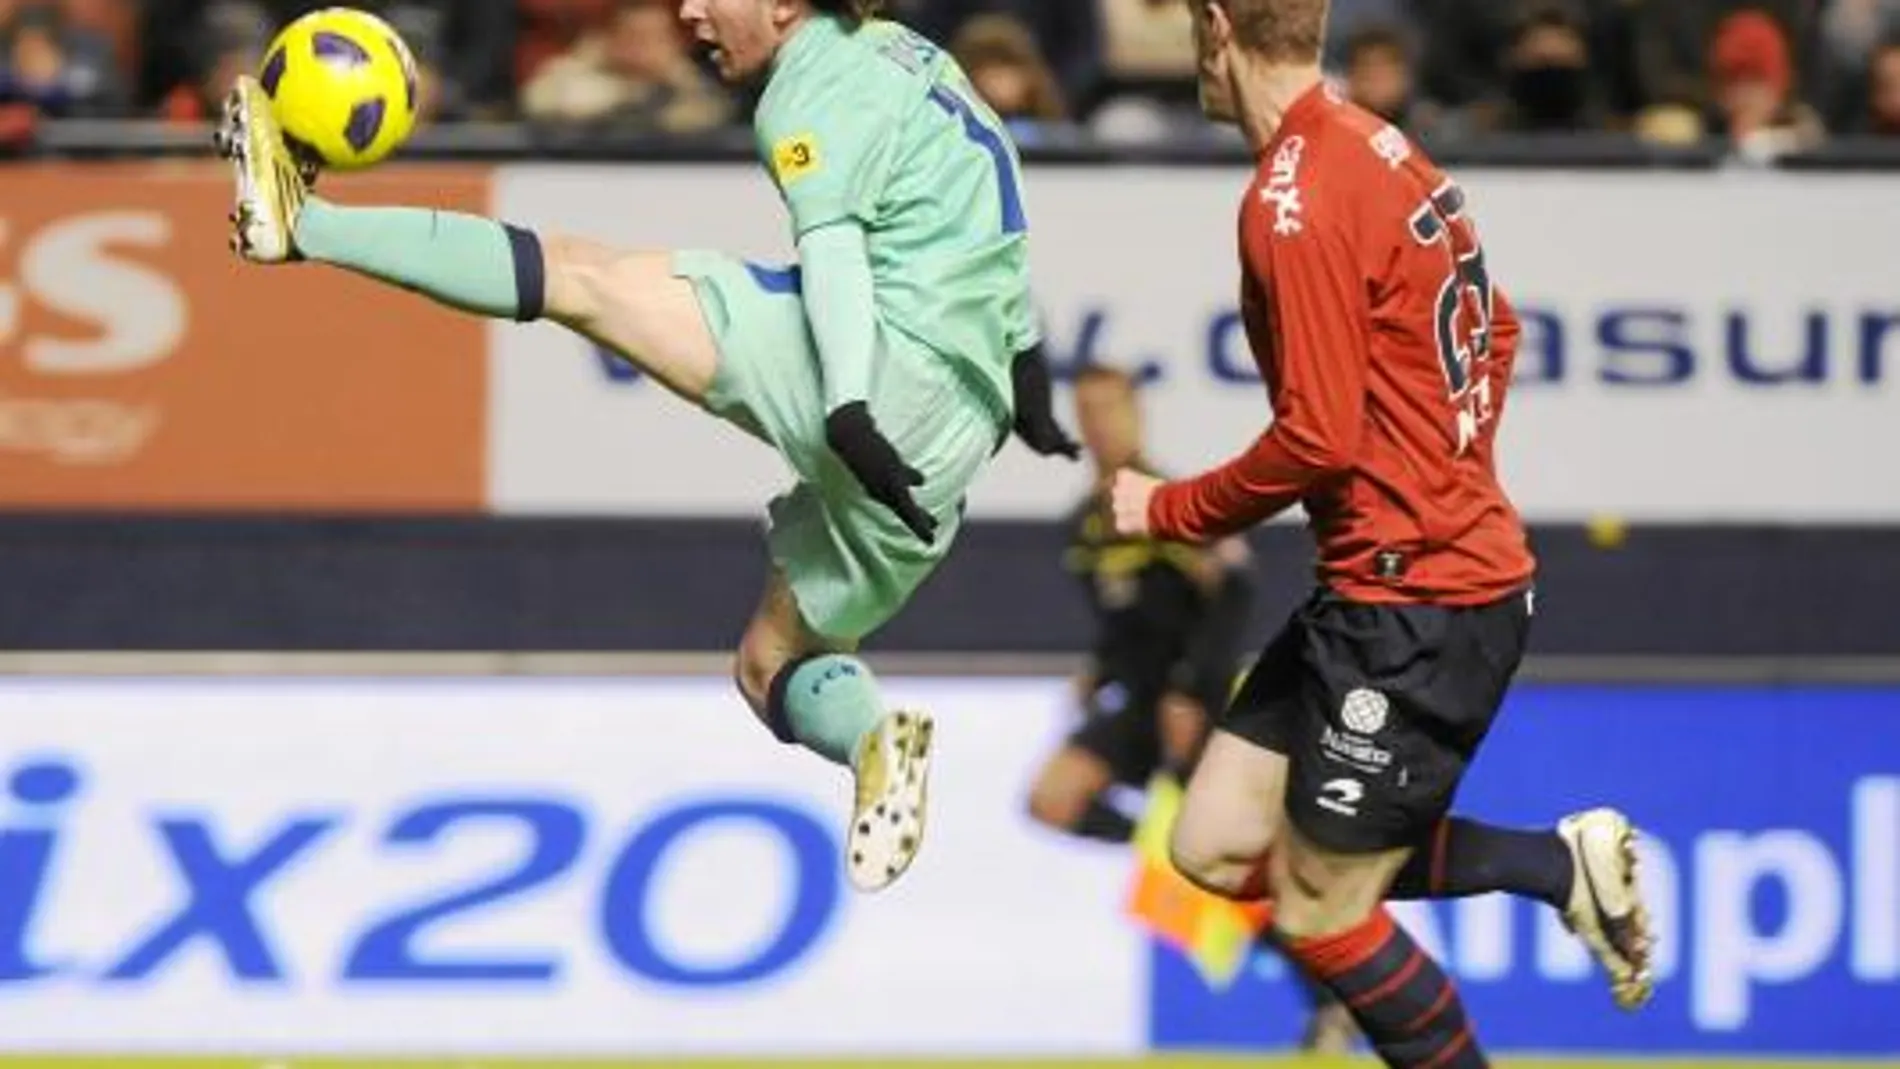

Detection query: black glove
xmin=1009 ymin=344 xmax=1081 ymax=460
xmin=826 ymin=401 xmax=938 ymax=544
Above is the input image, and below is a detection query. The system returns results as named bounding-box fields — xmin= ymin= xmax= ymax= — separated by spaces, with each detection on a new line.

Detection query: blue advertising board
xmin=1151 ymin=684 xmax=1900 ymax=1055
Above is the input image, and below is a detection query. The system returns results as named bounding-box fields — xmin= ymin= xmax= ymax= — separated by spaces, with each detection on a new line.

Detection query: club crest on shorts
xmin=1340 ymin=688 xmax=1389 ymax=734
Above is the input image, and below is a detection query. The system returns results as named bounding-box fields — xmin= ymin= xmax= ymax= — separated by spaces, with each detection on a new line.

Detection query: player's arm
xmin=1147 ymin=204 xmax=1372 ymax=543
xmin=798 ymin=221 xmax=878 ymax=414
xmin=798 ymin=220 xmax=942 ymax=537
xmin=765 ymin=105 xmax=937 ymax=542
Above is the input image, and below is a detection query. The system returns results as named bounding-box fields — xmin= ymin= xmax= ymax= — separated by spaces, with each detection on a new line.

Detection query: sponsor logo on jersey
xmin=1341 ymin=688 xmax=1390 ymax=734
xmin=1320 ymin=724 xmax=1393 ymax=773
xmin=1371 ymin=124 xmax=1412 ymax=168
xmin=1261 ymin=135 xmax=1305 ymax=236
xmin=772 ymin=133 xmax=821 ymax=185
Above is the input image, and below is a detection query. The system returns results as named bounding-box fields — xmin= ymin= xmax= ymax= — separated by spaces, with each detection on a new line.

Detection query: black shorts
xmin=1068 ymin=655 xmax=1235 ymax=787
xmin=1068 ymin=675 xmax=1168 ymax=787
xmin=1222 ymin=586 xmax=1534 ymax=854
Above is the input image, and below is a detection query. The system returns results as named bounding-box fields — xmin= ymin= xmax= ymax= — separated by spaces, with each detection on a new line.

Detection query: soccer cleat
xmin=1558 ymin=807 xmax=1656 ymax=1010
xmin=216 ymin=75 xmax=309 ymax=264
xmin=845 ymin=709 xmax=934 ymax=892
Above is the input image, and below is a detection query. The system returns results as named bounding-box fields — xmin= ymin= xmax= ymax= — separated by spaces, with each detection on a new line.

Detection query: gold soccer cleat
xmin=215 ymin=75 xmax=309 ymax=263
xmin=846 ymin=709 xmax=934 ymax=892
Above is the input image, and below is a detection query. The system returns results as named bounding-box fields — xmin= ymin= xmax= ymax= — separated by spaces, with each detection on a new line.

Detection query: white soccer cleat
xmin=215 ymin=75 xmax=307 ymax=264
xmin=1558 ymin=807 xmax=1656 ymax=1010
xmin=846 ymin=708 xmax=934 ymax=892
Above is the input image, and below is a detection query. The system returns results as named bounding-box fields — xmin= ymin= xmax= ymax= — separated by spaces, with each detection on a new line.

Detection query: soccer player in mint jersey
xmin=1108 ymin=1 xmax=1656 ymax=1063
xmin=217 ymin=0 xmax=1078 ymax=893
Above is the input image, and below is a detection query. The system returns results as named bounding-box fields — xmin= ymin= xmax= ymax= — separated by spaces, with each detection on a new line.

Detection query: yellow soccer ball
xmin=258 ymin=7 xmax=419 ymax=171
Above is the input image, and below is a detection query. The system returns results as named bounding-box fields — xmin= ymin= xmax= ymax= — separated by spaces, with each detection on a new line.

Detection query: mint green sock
xmin=292 ymin=196 xmax=536 ymax=320
xmin=776 ymin=654 xmax=885 ymax=767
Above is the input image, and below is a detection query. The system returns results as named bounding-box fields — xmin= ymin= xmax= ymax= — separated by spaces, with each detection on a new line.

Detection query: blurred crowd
xmin=2 ymin=0 xmax=1899 ymax=161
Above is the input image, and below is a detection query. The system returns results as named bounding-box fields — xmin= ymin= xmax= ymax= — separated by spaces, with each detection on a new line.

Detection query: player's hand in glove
xmin=826 ymin=401 xmax=938 ymax=544
xmin=1009 ymin=344 xmax=1080 ymax=459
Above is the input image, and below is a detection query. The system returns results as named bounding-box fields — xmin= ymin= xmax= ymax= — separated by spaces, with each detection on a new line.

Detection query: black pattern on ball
xmin=260 ymin=46 xmax=288 ymax=96
xmin=312 ymin=31 xmax=371 ymax=67
xmin=345 ymin=97 xmax=387 ymax=151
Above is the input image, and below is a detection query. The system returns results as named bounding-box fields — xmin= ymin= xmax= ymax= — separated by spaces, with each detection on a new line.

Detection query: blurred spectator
xmin=0 ymin=0 xmax=124 ymax=116
xmin=1083 ymin=0 xmax=1202 ymax=143
xmin=1098 ymin=0 xmax=1192 ymax=87
xmin=14 ymin=0 xmax=1890 ymax=141
xmin=910 ymin=0 xmax=1103 ymax=118
xmin=1629 ymin=0 xmax=1822 ymax=116
xmin=58 ymin=0 xmax=135 ymax=87
xmin=1819 ymin=2 xmax=1900 ymax=127
xmin=1410 ymin=0 xmax=1512 ymax=110
xmin=951 ymin=13 xmax=1073 ymax=146
xmin=1324 ymin=0 xmax=1416 ymax=68
xmin=521 ymin=0 xmax=730 ymax=135
xmin=1853 ymin=33 xmax=1900 ymax=133
xmin=1415 ymin=0 xmax=1634 ymax=121
xmin=138 ymin=0 xmax=205 ymax=113
xmin=1824 ymin=0 xmax=1900 ymax=69
xmin=1339 ymin=22 xmax=1457 ymax=139
xmin=1707 ymin=8 xmax=1825 ymax=159
xmin=517 ymin=0 xmax=615 ymax=88
xmin=272 ymin=0 xmax=519 ymax=119
xmin=143 ymin=0 xmax=514 ymax=124
xmin=1473 ymin=4 xmax=1609 ymax=134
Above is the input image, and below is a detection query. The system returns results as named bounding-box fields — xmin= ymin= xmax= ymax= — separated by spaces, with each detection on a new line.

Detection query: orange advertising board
xmin=0 ymin=162 xmax=489 ymax=511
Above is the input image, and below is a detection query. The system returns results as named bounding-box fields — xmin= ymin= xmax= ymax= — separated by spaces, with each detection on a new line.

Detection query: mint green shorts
xmin=673 ymin=249 xmax=1002 ymax=643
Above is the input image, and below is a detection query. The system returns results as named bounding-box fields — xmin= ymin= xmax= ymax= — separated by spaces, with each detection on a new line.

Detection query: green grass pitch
xmin=3 ymin=1058 xmax=1895 ymax=1069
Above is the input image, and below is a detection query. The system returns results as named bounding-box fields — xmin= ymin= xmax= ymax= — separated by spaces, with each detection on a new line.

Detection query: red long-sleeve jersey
xmin=1148 ymin=84 xmax=1534 ymax=605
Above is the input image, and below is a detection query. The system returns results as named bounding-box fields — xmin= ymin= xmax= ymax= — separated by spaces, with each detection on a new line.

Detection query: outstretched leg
xmin=1169 ymin=730 xmax=1651 ymax=1010
xmin=1388 ymin=810 xmax=1654 ymax=1009
xmin=221 ymin=76 xmax=718 ymax=404
xmin=735 ymin=568 xmax=933 ymax=893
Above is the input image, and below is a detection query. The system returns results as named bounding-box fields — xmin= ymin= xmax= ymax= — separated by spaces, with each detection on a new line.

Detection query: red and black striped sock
xmin=1282 ymin=908 xmax=1486 ymax=1068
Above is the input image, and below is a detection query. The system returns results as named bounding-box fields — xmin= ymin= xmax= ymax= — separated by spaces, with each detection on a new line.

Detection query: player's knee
xmin=731 ymin=639 xmax=777 ymax=719
xmin=1165 ymin=835 xmax=1227 ymax=892
xmin=1271 ymin=847 xmax=1386 ymax=939
xmin=1167 ymin=822 xmax=1268 ymax=900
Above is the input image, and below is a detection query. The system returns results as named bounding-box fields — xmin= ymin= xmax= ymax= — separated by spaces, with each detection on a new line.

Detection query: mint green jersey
xmin=753 ymin=14 xmax=1037 ymax=425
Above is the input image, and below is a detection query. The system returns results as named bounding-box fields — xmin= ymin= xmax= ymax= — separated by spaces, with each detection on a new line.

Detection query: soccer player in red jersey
xmin=1108 ymin=2 xmax=1655 ymax=1064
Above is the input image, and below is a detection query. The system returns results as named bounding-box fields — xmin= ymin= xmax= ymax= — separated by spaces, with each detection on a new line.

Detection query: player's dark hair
xmin=1221 ymin=0 xmax=1329 ymax=63
xmin=811 ymin=0 xmax=884 ymax=23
